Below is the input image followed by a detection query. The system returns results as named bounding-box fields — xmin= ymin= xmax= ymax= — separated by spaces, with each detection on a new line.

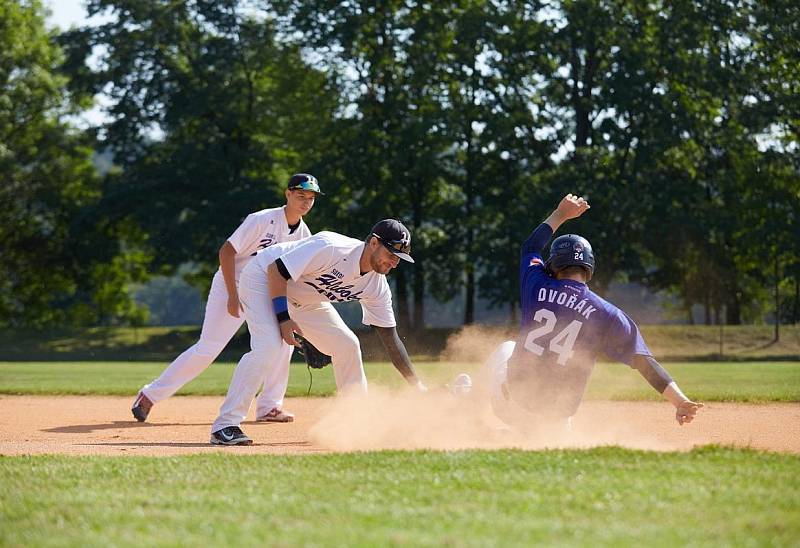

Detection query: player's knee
xmin=332 ymin=332 xmax=361 ymax=360
xmin=485 ymin=341 xmax=516 ymax=372
xmin=194 ymin=339 xmax=227 ymax=359
xmin=244 ymin=350 xmax=271 ymax=362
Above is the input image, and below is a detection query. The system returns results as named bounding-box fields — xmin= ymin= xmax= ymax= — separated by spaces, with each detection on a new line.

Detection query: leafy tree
xmin=60 ymin=0 xmax=339 ymax=291
xmin=435 ymin=0 xmax=519 ymax=324
xmin=748 ymin=0 xmax=800 ymax=327
xmin=629 ymin=0 xmax=799 ymax=326
xmin=476 ymin=0 xmax=799 ymax=328
xmin=44 ymin=0 xmax=800 ymax=330
xmin=0 ymin=0 xmax=148 ymax=327
xmin=273 ymin=0 xmax=460 ymax=330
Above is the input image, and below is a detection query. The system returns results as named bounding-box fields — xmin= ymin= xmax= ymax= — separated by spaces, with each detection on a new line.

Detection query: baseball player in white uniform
xmin=131 ymin=174 xmax=322 ymax=423
xmin=210 ymin=219 xmax=426 ymax=445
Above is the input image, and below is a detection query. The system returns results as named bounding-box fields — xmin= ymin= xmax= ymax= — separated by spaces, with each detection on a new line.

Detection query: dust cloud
xmin=309 ymin=383 xmax=675 ymax=454
xmin=439 ymin=325 xmax=517 ymax=364
xmin=311 ymin=325 xmax=683 ymax=452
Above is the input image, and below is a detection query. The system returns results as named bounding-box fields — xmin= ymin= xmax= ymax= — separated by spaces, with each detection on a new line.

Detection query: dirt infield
xmin=1 ymin=395 xmax=798 ymax=456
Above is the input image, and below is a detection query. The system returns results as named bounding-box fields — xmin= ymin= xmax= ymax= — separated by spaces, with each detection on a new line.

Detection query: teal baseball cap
xmin=288 ymin=173 xmax=323 ymax=194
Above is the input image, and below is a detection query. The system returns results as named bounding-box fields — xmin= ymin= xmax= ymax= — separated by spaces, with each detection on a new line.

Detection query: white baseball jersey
xmin=226 ymin=206 xmax=311 ymax=278
xmin=140 ymin=204 xmax=311 ymax=406
xmin=253 ymin=231 xmax=396 ymax=328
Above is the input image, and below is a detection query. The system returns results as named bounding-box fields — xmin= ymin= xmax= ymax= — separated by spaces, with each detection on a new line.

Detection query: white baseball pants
xmin=140 ymin=269 xmax=290 ymax=412
xmin=485 ymin=340 xmax=518 ymax=425
xmin=211 ymin=261 xmax=368 ymax=433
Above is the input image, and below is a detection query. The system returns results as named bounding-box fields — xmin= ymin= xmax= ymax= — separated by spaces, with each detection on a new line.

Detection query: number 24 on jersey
xmin=523 ymin=308 xmax=583 ymax=366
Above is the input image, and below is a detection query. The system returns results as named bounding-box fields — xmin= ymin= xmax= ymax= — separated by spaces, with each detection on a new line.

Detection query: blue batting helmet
xmin=545 ymin=234 xmax=595 ymax=279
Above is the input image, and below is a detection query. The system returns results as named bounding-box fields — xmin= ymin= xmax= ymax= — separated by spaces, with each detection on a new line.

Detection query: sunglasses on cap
xmin=369 ymin=219 xmax=414 ymax=263
xmin=288 ymin=175 xmax=323 ymax=194
xmin=373 ymin=233 xmax=411 ymax=254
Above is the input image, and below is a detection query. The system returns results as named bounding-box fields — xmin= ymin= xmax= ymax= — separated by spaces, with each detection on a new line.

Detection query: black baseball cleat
xmin=131 ymin=392 xmax=154 ymax=422
xmin=210 ymin=426 xmax=253 ymax=446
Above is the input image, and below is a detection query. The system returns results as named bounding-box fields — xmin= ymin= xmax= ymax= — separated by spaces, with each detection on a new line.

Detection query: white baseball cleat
xmin=256 ymin=408 xmax=295 ymax=423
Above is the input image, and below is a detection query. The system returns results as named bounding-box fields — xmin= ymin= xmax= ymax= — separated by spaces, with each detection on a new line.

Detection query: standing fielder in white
xmin=210 ymin=219 xmax=426 ymax=446
xmin=131 ymin=174 xmax=323 ymax=423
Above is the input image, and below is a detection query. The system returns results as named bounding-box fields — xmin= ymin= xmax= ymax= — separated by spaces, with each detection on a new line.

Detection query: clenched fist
xmin=676 ymin=400 xmax=703 ymax=425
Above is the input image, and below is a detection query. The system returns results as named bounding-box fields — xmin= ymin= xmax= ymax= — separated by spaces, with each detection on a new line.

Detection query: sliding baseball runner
xmin=486 ymin=193 xmax=702 ymax=431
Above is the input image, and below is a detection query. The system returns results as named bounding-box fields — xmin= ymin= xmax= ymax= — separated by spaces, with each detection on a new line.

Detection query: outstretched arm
xmin=522 ymin=194 xmax=591 ymax=256
xmin=372 ymin=325 xmax=426 ymax=391
xmin=631 ymin=355 xmax=703 ymax=425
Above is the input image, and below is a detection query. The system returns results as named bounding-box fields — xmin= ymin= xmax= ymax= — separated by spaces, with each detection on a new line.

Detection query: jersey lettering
xmin=250 ymin=233 xmax=277 ymax=256
xmin=536 ymin=288 xmax=596 ymax=318
xmin=303 ymin=273 xmax=364 ymax=302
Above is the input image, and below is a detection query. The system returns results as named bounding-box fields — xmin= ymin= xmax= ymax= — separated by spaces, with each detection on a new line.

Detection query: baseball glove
xmin=295 ymin=334 xmax=331 ymax=369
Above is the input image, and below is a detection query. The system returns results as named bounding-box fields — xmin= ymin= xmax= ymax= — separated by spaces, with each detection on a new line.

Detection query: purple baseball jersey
xmin=507 ymin=226 xmax=652 ymax=419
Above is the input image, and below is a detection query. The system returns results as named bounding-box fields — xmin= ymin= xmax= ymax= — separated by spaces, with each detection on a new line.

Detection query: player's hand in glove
xmin=294 ymin=334 xmax=331 ymax=369
xmin=675 ymin=400 xmax=703 ymax=425
xmin=280 ymin=319 xmax=303 ymax=347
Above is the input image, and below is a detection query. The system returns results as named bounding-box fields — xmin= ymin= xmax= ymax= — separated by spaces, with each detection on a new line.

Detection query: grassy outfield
xmin=1 ymin=447 xmax=798 ymax=546
xmin=586 ymin=361 xmax=800 ymax=402
xmin=0 ymin=360 xmax=341 ymax=397
xmin=1 ymin=360 xmax=799 ymax=401
xmin=2 ymin=324 xmax=799 ymax=362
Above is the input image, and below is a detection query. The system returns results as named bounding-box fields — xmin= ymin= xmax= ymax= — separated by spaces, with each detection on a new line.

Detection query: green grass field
xmin=3 ymin=357 xmax=799 ymax=545
xmin=2 ymin=324 xmax=799 ymax=361
xmin=1 ymin=360 xmax=799 ymax=401
xmin=2 ymin=448 xmax=799 ymax=546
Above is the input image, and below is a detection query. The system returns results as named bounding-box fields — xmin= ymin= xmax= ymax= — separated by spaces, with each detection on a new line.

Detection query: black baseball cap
xmin=287 ymin=173 xmax=323 ymax=194
xmin=370 ymin=219 xmax=414 ymax=263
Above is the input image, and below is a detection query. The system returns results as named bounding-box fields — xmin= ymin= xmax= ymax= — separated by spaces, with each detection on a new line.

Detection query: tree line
xmin=2 ymin=0 xmax=798 ymax=331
